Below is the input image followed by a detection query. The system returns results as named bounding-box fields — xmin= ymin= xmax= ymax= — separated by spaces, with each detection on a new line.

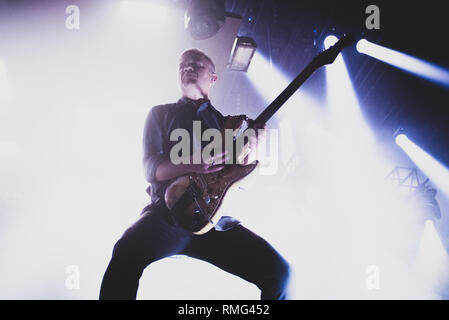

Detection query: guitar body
xmin=165 ymin=161 xmax=258 ymax=235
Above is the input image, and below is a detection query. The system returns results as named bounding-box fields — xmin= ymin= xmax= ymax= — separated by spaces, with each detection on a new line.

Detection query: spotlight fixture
xmin=227 ymin=36 xmax=257 ymax=72
xmin=393 ymin=128 xmax=407 ymax=146
xmin=356 ymin=39 xmax=369 ymax=53
xmin=324 ymin=35 xmax=339 ymax=50
xmin=184 ymin=0 xmax=225 ymax=40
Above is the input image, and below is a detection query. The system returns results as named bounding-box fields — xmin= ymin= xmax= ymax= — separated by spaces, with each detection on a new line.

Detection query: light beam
xmin=357 ymin=39 xmax=449 ymax=88
xmin=395 ymin=134 xmax=449 ymax=197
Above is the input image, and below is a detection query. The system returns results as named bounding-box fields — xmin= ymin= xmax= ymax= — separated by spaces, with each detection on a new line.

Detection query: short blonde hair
xmin=179 ymin=48 xmax=215 ymax=73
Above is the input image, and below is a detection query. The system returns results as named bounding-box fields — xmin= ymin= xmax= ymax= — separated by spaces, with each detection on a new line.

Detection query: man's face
xmin=179 ymin=53 xmax=216 ymax=97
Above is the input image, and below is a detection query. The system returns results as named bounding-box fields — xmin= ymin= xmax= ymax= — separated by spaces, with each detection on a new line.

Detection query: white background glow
xmin=121 ymin=0 xmax=168 ymax=23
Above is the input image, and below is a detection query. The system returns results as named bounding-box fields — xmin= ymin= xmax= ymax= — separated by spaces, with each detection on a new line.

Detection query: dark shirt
xmin=142 ymin=97 xmax=240 ymax=231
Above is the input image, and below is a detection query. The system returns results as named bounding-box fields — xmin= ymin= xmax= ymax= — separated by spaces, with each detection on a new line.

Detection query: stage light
xmin=184 ymin=0 xmax=225 ymax=40
xmin=356 ymin=39 xmax=449 ymax=88
xmin=324 ymin=35 xmax=338 ymax=50
xmin=227 ymin=36 xmax=257 ymax=72
xmin=395 ymin=133 xmax=408 ymax=147
xmin=356 ymin=39 xmax=368 ymax=53
xmin=395 ymin=133 xmax=449 ymax=197
xmin=246 ymin=52 xmax=286 ymax=100
xmin=121 ymin=0 xmax=168 ymax=22
xmin=325 ymin=36 xmax=375 ymax=146
xmin=246 ymin=51 xmax=321 ymax=119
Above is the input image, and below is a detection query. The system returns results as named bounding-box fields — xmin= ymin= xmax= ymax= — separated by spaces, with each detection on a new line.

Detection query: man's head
xmin=178 ymin=48 xmax=217 ymax=100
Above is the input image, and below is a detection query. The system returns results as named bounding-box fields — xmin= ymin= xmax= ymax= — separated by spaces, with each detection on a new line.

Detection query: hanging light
xmin=227 ymin=36 xmax=257 ymax=72
xmin=184 ymin=0 xmax=226 ymax=40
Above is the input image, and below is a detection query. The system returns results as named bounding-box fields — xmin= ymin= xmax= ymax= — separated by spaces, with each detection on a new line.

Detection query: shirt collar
xmin=178 ymin=96 xmax=210 ymax=108
xmin=177 ymin=97 xmax=212 ymax=116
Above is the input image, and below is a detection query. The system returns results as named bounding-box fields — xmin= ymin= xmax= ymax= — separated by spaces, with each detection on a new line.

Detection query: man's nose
xmin=184 ymin=64 xmax=195 ymax=72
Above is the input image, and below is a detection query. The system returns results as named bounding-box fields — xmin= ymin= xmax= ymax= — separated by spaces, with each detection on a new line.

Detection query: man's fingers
xmin=211 ymin=153 xmax=232 ymax=165
xmin=206 ymin=164 xmax=225 ymax=173
xmin=238 ymin=143 xmax=252 ymax=164
xmin=248 ymin=119 xmax=266 ymax=130
xmin=211 ymin=150 xmax=229 ymax=163
xmin=224 ymin=115 xmax=246 ymax=132
xmin=203 ymin=150 xmax=228 ymax=165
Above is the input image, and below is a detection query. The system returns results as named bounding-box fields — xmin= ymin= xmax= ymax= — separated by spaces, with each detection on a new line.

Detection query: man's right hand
xmin=153 ymin=149 xmax=229 ymax=182
xmin=189 ymin=149 xmax=229 ymax=174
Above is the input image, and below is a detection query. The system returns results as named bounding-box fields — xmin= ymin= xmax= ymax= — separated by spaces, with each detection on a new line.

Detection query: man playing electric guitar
xmin=99 ymin=48 xmax=294 ymax=300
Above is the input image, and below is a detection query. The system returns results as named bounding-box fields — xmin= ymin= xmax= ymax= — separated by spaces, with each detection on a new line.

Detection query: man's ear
xmin=210 ymin=73 xmax=218 ymax=84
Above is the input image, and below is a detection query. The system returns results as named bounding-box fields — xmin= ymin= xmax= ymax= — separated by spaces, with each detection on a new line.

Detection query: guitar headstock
xmin=313 ymin=34 xmax=355 ymax=68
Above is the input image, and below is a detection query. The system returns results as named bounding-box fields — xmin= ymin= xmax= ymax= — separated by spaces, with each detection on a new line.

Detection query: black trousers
xmin=99 ymin=205 xmax=293 ymax=300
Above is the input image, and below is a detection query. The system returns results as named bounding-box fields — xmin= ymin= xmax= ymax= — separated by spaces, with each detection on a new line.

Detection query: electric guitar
xmin=164 ymin=35 xmax=355 ymax=234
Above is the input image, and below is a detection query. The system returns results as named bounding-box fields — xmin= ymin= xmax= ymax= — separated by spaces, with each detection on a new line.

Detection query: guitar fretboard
xmin=255 ymin=62 xmax=317 ymax=124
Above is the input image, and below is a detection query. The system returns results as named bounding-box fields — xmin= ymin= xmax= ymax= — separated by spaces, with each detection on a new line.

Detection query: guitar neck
xmin=254 ymin=61 xmax=318 ymax=124
xmin=253 ymin=34 xmax=355 ymax=124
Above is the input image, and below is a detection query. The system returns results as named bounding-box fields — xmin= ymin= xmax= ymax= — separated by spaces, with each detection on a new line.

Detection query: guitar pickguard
xmin=165 ymin=161 xmax=259 ymax=234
